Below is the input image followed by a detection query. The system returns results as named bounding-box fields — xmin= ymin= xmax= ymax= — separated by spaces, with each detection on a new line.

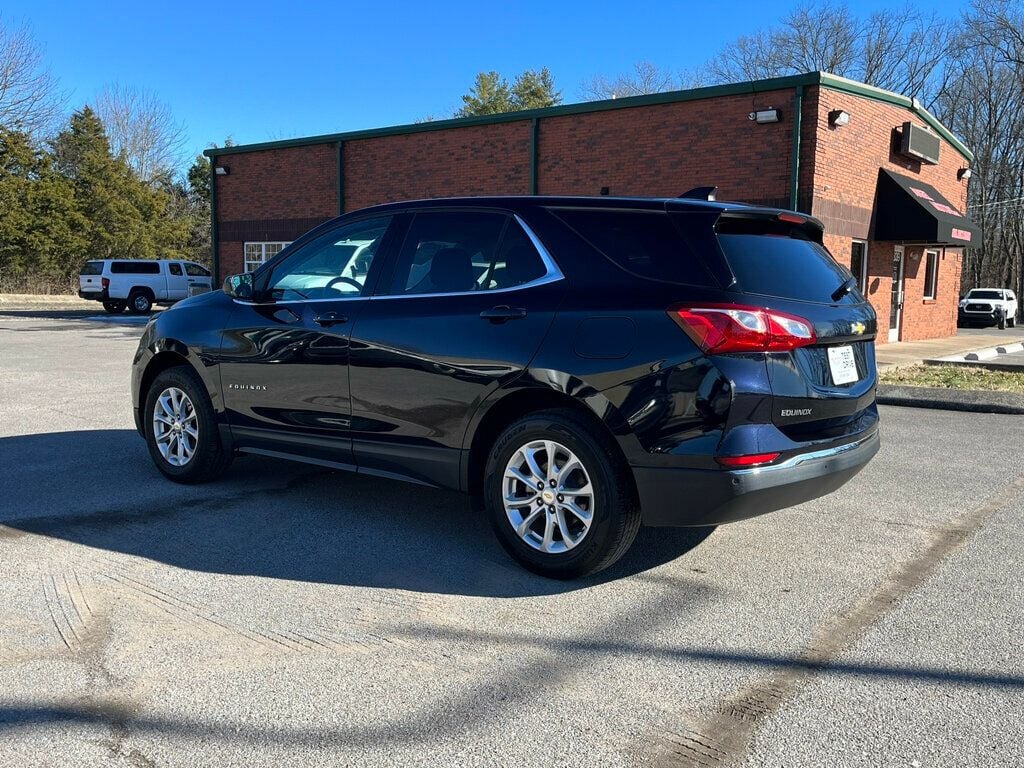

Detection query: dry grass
xmin=880 ymin=364 xmax=1024 ymax=393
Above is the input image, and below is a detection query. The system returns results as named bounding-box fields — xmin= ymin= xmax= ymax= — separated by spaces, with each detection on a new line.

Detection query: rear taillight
xmin=716 ymin=452 xmax=781 ymax=468
xmin=101 ymin=277 xmax=110 ymax=289
xmin=669 ymin=304 xmax=817 ymax=354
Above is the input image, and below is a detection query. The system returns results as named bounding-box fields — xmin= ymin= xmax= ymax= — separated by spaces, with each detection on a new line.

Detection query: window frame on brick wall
xmin=923 ymin=248 xmax=940 ymax=300
xmin=244 ymin=241 xmax=291 ymax=273
xmin=849 ymin=240 xmax=868 ymax=295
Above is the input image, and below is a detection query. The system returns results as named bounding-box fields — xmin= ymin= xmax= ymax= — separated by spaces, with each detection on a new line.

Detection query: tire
xmin=102 ymin=301 xmax=126 ymax=314
xmin=128 ymin=290 xmax=153 ymax=315
xmin=143 ymin=365 xmax=232 ymax=484
xmin=484 ymin=409 xmax=641 ymax=579
xmin=998 ymin=310 xmax=1006 ymax=330
xmin=1009 ymin=315 xmax=1016 ymax=328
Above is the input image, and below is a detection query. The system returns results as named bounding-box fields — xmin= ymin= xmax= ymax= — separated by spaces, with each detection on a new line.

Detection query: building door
xmin=889 ymin=245 xmax=904 ymax=342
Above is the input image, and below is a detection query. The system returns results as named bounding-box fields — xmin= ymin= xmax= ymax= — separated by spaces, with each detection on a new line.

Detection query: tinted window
xmin=552 ymin=209 xmax=713 ymax=286
xmin=719 ymin=235 xmax=860 ymax=304
xmin=168 ymin=263 xmax=183 ymax=276
xmin=267 ymin=216 xmax=391 ymax=301
xmin=185 ymin=263 xmax=210 ymax=277
xmin=968 ymin=290 xmax=1003 ymax=300
xmin=110 ymin=261 xmax=161 ymax=274
xmin=389 ymin=211 xmax=507 ymax=295
xmin=81 ymin=261 xmax=103 ymax=275
xmin=485 ymin=220 xmax=547 ymax=290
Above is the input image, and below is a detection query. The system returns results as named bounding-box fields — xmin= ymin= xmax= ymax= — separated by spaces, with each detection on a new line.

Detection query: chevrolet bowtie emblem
xmin=851 ymin=322 xmax=866 ymax=335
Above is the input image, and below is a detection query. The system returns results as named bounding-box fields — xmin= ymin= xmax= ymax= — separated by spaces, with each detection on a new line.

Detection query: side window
xmin=185 ymin=263 xmax=210 ymax=277
xmin=266 ymin=216 xmax=391 ymax=301
xmin=388 ymin=211 xmax=547 ymax=296
xmin=168 ymin=263 xmax=184 ymax=276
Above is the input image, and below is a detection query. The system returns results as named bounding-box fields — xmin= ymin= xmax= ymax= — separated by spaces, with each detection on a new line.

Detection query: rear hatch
xmin=714 ymin=212 xmax=877 ymax=440
xmin=79 ymin=260 xmax=104 ymax=293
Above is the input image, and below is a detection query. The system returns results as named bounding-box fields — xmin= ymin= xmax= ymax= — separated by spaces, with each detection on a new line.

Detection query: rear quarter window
xmin=551 ymin=208 xmax=714 ymax=286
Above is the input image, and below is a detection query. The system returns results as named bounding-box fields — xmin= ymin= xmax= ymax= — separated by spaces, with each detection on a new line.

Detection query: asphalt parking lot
xmin=1 ymin=310 xmax=1023 ymax=767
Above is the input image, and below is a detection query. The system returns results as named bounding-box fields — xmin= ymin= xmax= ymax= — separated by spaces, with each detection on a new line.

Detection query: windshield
xmin=718 ymin=233 xmax=862 ymax=304
xmin=967 ymin=290 xmax=1003 ymax=300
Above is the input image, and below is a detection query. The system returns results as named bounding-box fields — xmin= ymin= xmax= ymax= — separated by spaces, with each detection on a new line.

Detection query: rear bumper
xmin=634 ymin=429 xmax=880 ymax=527
xmin=78 ymin=289 xmax=108 ymax=301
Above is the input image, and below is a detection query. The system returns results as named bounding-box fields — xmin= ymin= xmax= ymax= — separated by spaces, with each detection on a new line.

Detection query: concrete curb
xmin=877 ymin=384 xmax=1024 ymax=415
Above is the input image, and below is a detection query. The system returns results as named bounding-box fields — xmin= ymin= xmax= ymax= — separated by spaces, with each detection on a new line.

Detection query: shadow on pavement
xmin=0 ymin=429 xmax=714 ymax=598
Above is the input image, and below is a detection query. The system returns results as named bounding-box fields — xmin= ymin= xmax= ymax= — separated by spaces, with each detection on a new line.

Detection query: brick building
xmin=206 ymin=71 xmax=978 ymax=343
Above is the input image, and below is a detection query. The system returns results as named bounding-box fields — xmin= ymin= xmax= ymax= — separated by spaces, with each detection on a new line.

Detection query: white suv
xmin=78 ymin=260 xmax=213 ymax=314
xmin=958 ymin=288 xmax=1018 ymax=329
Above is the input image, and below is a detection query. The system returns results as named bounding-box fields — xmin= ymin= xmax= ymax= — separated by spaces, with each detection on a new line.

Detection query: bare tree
xmin=705 ymin=2 xmax=952 ymax=107
xmin=579 ymin=61 xmax=703 ymax=101
xmin=93 ymin=84 xmax=187 ymax=182
xmin=0 ymin=18 xmax=62 ymax=135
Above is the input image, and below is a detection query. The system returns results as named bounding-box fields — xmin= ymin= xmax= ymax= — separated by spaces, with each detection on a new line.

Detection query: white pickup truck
xmin=79 ymin=259 xmax=213 ymax=314
xmin=958 ymin=288 xmax=1018 ymax=329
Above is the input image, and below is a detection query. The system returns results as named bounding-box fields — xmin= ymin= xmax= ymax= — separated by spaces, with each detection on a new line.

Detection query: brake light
xmin=669 ymin=304 xmax=817 ymax=354
xmin=101 ymin=277 xmax=110 ymax=289
xmin=716 ymin=452 xmax=781 ymax=468
xmin=777 ymin=212 xmax=807 ymax=224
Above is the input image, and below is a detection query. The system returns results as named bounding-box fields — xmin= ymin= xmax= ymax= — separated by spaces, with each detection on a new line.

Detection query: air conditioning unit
xmin=900 ymin=122 xmax=940 ymax=165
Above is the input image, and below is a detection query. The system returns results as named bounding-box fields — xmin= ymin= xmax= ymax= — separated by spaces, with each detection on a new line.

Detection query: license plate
xmin=827 ymin=345 xmax=859 ymax=385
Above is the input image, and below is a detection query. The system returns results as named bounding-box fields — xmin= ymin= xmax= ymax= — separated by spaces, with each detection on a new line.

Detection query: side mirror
xmin=223 ymin=272 xmax=255 ymax=301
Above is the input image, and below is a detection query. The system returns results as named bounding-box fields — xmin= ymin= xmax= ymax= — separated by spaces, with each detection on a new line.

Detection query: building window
xmin=244 ymin=242 xmax=290 ymax=273
xmin=849 ymin=240 xmax=868 ymax=294
xmin=924 ymin=249 xmax=940 ymax=300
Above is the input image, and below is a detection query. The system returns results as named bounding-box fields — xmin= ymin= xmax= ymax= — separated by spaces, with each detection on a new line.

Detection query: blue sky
xmin=8 ymin=0 xmax=967 ymax=167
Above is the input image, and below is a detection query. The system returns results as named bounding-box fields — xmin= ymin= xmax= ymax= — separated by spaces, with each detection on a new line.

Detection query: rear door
xmin=185 ymin=263 xmax=213 ymax=295
xmin=713 ymin=214 xmax=877 ymax=434
xmin=348 ymin=209 xmax=566 ymax=489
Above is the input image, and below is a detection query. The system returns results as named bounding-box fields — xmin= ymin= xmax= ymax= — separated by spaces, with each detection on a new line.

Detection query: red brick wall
xmin=537 ymin=90 xmax=795 ymax=204
xmin=343 ymin=121 xmax=532 ymax=212
xmin=810 ymin=87 xmax=971 ymax=342
xmin=214 ymin=143 xmax=337 ymax=220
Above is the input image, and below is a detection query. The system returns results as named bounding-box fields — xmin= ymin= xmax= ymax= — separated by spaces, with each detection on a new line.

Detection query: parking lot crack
xmin=647 ymin=473 xmax=1024 ymax=767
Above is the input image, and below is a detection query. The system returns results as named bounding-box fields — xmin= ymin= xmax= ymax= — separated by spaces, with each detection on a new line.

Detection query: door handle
xmin=314 ymin=311 xmax=348 ymax=327
xmin=480 ymin=306 xmax=527 ymax=323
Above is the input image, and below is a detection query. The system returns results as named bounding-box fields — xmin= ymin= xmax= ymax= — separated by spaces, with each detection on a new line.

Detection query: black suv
xmin=131 ymin=195 xmax=879 ymax=578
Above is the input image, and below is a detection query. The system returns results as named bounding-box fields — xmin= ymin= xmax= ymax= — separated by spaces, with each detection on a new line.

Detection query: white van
xmin=78 ymin=260 xmax=213 ymax=314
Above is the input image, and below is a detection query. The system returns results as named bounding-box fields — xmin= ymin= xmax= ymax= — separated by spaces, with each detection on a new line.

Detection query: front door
xmin=348 ymin=209 xmax=566 ymax=489
xmin=889 ymin=245 xmax=904 ymax=342
xmin=166 ymin=262 xmax=190 ymax=300
xmin=217 ymin=215 xmax=396 ymax=466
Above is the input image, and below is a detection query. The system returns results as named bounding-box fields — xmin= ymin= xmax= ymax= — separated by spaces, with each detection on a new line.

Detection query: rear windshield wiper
xmin=831 ymin=276 xmax=857 ymax=302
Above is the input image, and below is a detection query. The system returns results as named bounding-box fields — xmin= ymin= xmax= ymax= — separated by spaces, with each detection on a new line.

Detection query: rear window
xmin=718 ymin=234 xmax=861 ymax=304
xmin=80 ymin=261 xmax=103 ymax=275
xmin=551 ymin=209 xmax=714 ymax=286
xmin=110 ymin=261 xmax=161 ymax=274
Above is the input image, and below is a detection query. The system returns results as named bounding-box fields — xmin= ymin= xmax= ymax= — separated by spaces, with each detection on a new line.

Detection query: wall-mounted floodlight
xmin=214 ymin=166 xmax=230 ymax=176
xmin=828 ymin=109 xmax=851 ymax=127
xmin=958 ymin=168 xmax=972 ymax=180
xmin=748 ymin=108 xmax=780 ymax=124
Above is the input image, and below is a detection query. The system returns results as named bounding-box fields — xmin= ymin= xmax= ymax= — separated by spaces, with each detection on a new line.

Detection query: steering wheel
xmin=325 ymin=276 xmax=363 ymax=292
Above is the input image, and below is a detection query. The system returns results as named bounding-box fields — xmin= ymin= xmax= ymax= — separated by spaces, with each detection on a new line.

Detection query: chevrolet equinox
xmin=131 ymin=194 xmax=880 ymax=578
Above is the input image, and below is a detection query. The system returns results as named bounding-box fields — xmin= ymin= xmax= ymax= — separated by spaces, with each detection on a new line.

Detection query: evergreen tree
xmin=511 ymin=68 xmax=562 ymax=110
xmin=456 ymin=72 xmax=513 ymax=117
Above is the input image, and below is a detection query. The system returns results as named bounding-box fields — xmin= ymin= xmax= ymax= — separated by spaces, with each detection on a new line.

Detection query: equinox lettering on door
xmin=228 ymin=384 xmax=267 ymax=391
xmin=781 ymin=408 xmax=813 ymax=417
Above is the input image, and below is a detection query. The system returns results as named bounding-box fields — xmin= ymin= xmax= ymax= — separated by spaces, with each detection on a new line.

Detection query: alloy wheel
xmin=503 ymin=439 xmax=595 ymax=553
xmin=152 ymin=386 xmax=198 ymax=466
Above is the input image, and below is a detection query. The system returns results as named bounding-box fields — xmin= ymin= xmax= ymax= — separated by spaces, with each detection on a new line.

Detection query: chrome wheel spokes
xmin=503 ymin=439 xmax=595 ymax=554
xmin=152 ymin=386 xmax=198 ymax=467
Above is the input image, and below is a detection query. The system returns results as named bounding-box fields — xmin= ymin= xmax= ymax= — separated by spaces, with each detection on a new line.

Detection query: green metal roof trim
xmin=205 ymin=71 xmax=973 ymax=163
